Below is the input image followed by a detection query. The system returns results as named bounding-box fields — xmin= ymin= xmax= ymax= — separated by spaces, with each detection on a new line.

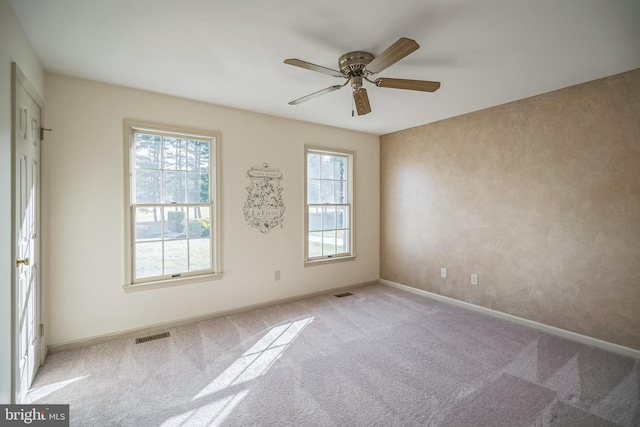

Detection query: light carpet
xmin=27 ymin=284 xmax=640 ymax=426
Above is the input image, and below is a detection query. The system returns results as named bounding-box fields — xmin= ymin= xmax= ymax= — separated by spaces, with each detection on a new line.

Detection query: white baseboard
xmin=47 ymin=280 xmax=378 ymax=353
xmin=380 ymin=279 xmax=640 ymax=360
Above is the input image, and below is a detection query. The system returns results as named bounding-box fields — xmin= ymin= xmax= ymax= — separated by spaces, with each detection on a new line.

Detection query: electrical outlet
xmin=274 ymin=270 xmax=281 ymax=281
xmin=471 ymin=274 xmax=478 ymax=286
xmin=440 ymin=268 xmax=447 ymax=278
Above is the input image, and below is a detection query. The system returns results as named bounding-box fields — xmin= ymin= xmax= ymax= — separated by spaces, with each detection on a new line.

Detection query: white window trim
xmin=304 ymin=145 xmax=356 ymax=266
xmin=123 ymin=120 xmax=222 ymax=292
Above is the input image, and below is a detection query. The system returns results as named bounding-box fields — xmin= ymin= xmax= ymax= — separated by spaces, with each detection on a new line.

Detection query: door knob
xmin=16 ymin=258 xmax=29 ymax=267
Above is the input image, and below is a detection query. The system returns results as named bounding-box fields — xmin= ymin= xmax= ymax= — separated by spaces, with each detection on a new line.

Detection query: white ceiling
xmin=9 ymin=0 xmax=640 ymax=136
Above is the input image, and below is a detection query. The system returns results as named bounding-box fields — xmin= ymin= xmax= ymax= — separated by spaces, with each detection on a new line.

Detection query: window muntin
xmin=125 ymin=122 xmax=220 ymax=288
xmin=305 ymin=147 xmax=354 ymax=262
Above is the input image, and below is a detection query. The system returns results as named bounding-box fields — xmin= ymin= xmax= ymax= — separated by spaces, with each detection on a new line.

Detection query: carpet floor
xmin=27 ymin=284 xmax=640 ymax=426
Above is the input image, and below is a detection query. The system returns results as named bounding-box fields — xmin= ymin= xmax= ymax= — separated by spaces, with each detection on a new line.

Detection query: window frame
xmin=123 ymin=120 xmax=222 ymax=292
xmin=304 ymin=145 xmax=356 ymax=266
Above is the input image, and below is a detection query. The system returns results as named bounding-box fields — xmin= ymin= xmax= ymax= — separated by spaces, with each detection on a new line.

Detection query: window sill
xmin=304 ymin=255 xmax=356 ymax=267
xmin=123 ymin=272 xmax=223 ymax=293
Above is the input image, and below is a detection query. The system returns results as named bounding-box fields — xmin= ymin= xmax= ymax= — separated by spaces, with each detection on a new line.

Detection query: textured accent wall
xmin=380 ymin=69 xmax=640 ymax=350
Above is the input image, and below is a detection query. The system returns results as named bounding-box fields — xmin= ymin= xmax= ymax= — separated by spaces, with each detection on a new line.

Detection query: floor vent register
xmin=135 ymin=331 xmax=171 ymax=344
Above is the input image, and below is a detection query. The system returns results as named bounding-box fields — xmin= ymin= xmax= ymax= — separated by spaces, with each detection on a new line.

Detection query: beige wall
xmin=380 ymin=69 xmax=640 ymax=350
xmin=0 ymin=0 xmax=45 ymax=403
xmin=44 ymin=73 xmax=379 ymax=345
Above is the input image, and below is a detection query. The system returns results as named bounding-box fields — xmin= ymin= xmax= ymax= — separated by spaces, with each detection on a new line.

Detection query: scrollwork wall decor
xmin=244 ymin=163 xmax=285 ymax=233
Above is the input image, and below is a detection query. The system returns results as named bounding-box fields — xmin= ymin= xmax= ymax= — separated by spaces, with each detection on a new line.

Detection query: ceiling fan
xmin=284 ymin=37 xmax=440 ymax=116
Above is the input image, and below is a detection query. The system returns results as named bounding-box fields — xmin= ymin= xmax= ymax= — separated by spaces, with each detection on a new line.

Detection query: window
xmin=124 ymin=121 xmax=221 ymax=290
xmin=305 ymin=146 xmax=354 ymax=264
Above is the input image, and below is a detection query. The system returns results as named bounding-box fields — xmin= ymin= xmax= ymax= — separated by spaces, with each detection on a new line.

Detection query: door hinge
xmin=39 ymin=324 xmax=44 ymax=337
xmin=40 ymin=127 xmax=52 ymax=140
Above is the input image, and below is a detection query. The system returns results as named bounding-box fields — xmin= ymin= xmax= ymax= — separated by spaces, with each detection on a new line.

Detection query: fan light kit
xmin=284 ymin=37 xmax=440 ymax=116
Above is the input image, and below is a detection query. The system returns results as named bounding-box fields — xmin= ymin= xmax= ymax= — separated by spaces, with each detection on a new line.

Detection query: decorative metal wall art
xmin=244 ymin=163 xmax=285 ymax=233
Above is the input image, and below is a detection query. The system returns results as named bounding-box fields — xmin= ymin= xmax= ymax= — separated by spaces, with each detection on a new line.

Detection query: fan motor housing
xmin=338 ymin=51 xmax=374 ymax=76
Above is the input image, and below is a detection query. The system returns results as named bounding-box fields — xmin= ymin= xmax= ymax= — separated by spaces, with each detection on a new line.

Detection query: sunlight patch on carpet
xmin=194 ymin=317 xmax=313 ymax=399
xmin=171 ymin=317 xmax=314 ymax=425
xmin=25 ymin=375 xmax=89 ymax=403
xmin=162 ymin=390 xmax=250 ymax=427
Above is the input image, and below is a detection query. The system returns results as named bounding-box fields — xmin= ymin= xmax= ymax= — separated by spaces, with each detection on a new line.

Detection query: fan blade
xmin=375 ymin=78 xmax=441 ymax=92
xmin=365 ymin=37 xmax=420 ymax=74
xmin=284 ymin=59 xmax=343 ymax=78
xmin=288 ymin=85 xmax=343 ymax=105
xmin=353 ymin=88 xmax=371 ymax=116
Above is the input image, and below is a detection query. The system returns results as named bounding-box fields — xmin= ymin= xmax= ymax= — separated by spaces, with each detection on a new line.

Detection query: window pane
xmin=134 ymin=133 xmax=161 ymax=169
xmin=336 ymin=205 xmax=349 ymax=229
xmin=164 ymin=240 xmax=188 ymax=275
xmin=323 ymin=206 xmax=337 ymax=230
xmin=136 ymin=242 xmax=163 ymax=279
xmin=135 ymin=170 xmax=161 ymax=203
xmin=187 ymin=140 xmax=210 ymax=172
xmin=333 ymin=181 xmax=346 ymax=203
xmin=335 ymin=180 xmax=347 ymax=204
xmin=322 ymin=230 xmax=337 ymax=255
xmin=189 ymin=238 xmax=211 ymax=271
xmin=307 ymin=179 xmax=320 ymax=204
xmin=163 ymin=137 xmax=187 ymax=170
xmin=162 ymin=171 xmax=186 ymax=203
xmin=334 ymin=156 xmax=346 ymax=180
xmin=164 ymin=208 xmax=186 ymax=239
xmin=308 ymin=231 xmax=322 ymax=257
xmin=307 ymin=153 xmax=321 ymax=179
xmin=320 ymin=180 xmax=334 ymax=204
xmin=321 ymin=155 xmax=334 ymax=179
xmin=135 ymin=207 xmax=162 ymax=241
xmin=188 ymin=206 xmax=211 ymax=238
xmin=336 ymin=229 xmax=348 ymax=253
xmin=187 ymin=172 xmax=209 ymax=203
xmin=308 ymin=206 xmax=322 ymax=232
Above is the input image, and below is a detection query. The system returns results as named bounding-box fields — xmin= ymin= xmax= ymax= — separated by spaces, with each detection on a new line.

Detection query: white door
xmin=14 ymin=64 xmax=43 ymax=404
